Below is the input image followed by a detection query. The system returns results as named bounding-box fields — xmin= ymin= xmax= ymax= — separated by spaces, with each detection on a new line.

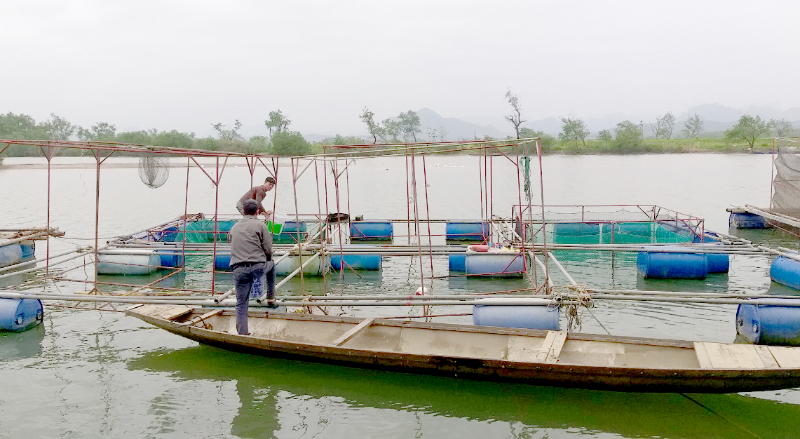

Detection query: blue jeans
xmin=233 ymin=261 xmax=275 ymax=335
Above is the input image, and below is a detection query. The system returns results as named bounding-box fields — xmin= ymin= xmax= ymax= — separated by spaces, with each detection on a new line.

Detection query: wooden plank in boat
xmin=535 ymin=331 xmax=567 ymax=364
xmin=182 ymin=309 xmax=222 ymax=326
xmin=694 ymin=342 xmax=713 ymax=369
xmin=767 ymin=346 xmax=800 ymax=368
xmin=146 ymin=305 xmax=193 ymax=321
xmin=332 ymin=318 xmax=375 ymax=346
xmin=754 ymin=345 xmax=780 ymax=369
xmin=694 ymin=342 xmax=766 ymax=369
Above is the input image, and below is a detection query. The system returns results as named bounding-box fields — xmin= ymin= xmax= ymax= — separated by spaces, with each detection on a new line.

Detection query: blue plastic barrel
xmin=737 ymin=301 xmax=800 ymax=345
xmin=0 ymin=244 xmax=23 ymax=268
xmin=97 ymin=250 xmax=161 ymax=275
xmin=445 ymin=222 xmax=489 ymax=241
xmin=330 ymin=254 xmax=381 ymax=270
xmin=155 ymin=249 xmax=185 ymax=268
xmin=636 ymin=247 xmax=708 ymax=279
xmin=449 ymin=254 xmax=466 ymax=272
xmin=770 ymin=256 xmax=800 ymax=290
xmin=465 ymin=252 xmax=525 ymax=277
xmin=473 ymin=304 xmax=559 ymax=330
xmin=552 ymin=222 xmax=600 ymax=236
xmin=729 ymin=212 xmax=770 ymax=229
xmin=19 ymin=241 xmax=35 ymax=258
xmin=350 ymin=221 xmax=393 ymax=241
xmin=0 ymin=298 xmax=44 ymax=332
xmin=214 ymin=254 xmax=232 ymax=270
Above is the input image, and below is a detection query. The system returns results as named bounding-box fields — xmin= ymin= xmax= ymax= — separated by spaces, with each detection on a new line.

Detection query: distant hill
xmin=416 ymin=108 xmax=505 ymax=140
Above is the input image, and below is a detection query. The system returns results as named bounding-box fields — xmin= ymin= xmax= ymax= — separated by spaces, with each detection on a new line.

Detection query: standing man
xmin=229 ymin=199 xmax=276 ymax=336
xmin=236 ymin=176 xmax=276 ymax=219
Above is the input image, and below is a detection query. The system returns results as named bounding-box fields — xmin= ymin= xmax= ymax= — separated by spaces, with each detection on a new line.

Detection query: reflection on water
xmin=0 ymin=324 xmax=44 ymax=360
xmin=129 ymin=344 xmax=800 ymax=439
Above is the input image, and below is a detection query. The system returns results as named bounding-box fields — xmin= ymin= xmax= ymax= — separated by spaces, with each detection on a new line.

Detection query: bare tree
xmin=683 ymin=114 xmax=704 ymax=138
xmin=769 ymin=118 xmax=794 ymax=137
xmin=504 ymin=90 xmax=526 ymax=139
xmin=359 ymin=107 xmax=381 ymax=144
xmin=651 ymin=112 xmax=676 ymax=139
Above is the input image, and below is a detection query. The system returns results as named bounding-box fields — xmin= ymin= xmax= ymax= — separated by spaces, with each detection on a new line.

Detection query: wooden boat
xmin=126 ymin=304 xmax=800 ymax=393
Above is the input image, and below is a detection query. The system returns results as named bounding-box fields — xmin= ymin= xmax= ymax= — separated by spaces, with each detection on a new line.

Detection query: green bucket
xmin=268 ymin=221 xmax=283 ymax=235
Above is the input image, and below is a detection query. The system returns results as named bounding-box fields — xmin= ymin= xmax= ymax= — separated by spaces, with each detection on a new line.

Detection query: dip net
xmin=138 ymin=154 xmax=170 ymax=188
xmin=772 ymin=139 xmax=800 ymax=216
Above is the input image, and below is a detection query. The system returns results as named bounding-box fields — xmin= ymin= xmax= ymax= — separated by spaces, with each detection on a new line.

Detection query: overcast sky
xmin=2 ymin=0 xmax=799 ymax=137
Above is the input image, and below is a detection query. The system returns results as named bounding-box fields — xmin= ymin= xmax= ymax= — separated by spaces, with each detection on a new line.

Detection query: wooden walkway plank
xmin=535 ymin=331 xmax=567 ymax=363
xmin=695 ymin=342 xmax=766 ymax=369
xmin=332 ymin=318 xmax=375 ymax=346
xmin=768 ymin=346 xmax=800 ymax=368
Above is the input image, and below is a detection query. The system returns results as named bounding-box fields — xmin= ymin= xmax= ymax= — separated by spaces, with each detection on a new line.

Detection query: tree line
xmin=501 ymin=90 xmax=797 ymax=153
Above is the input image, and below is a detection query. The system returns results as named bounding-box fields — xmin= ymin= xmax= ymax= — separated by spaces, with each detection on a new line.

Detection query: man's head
xmin=263 ymin=177 xmax=276 ymax=191
xmin=242 ymin=199 xmax=260 ymax=216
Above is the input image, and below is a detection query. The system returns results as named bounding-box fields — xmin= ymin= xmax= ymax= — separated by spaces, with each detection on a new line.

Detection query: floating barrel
xmin=552 ymin=222 xmax=601 ymax=236
xmin=19 ymin=241 xmax=35 ymax=258
xmin=0 ymin=298 xmax=44 ymax=332
xmin=214 ymin=254 xmax=232 ymax=270
xmin=736 ymin=301 xmax=800 ymax=345
xmin=636 ymin=247 xmax=708 ymax=279
xmin=155 ymin=249 xmax=185 ymax=268
xmin=729 ymin=212 xmax=770 ymax=229
xmin=465 ymin=252 xmax=525 ymax=277
xmin=693 ymin=243 xmax=729 ymax=273
xmin=0 ymin=244 xmax=23 ymax=268
xmin=330 ymin=254 xmax=381 ymax=270
xmin=97 ymin=249 xmax=160 ymax=275
xmin=350 ymin=221 xmax=393 ymax=241
xmin=445 ymin=222 xmax=489 ymax=241
xmin=276 ymin=255 xmax=328 ymax=276
xmin=473 ymin=298 xmax=559 ymax=330
xmin=449 ymin=254 xmax=466 ymax=272
xmin=770 ymin=256 xmax=800 ymax=290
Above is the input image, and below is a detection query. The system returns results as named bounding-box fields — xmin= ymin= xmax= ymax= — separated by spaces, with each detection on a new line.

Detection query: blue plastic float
xmin=155 ymin=249 xmax=185 ymax=268
xmin=770 ymin=255 xmax=800 ymax=290
xmin=636 ymin=247 xmax=708 ymax=279
xmin=729 ymin=212 xmax=770 ymax=229
xmin=330 ymin=253 xmax=381 ymax=270
xmin=19 ymin=241 xmax=35 ymax=258
xmin=449 ymin=254 xmax=466 ymax=272
xmin=350 ymin=221 xmax=393 ymax=241
xmin=611 ymin=222 xmax=652 ymax=236
xmin=97 ymin=250 xmax=161 ymax=275
xmin=0 ymin=298 xmax=43 ymax=332
xmin=0 ymin=244 xmax=23 ymax=268
xmin=737 ymin=301 xmax=800 ymax=345
xmin=465 ymin=252 xmax=525 ymax=277
xmin=445 ymin=222 xmax=489 ymax=241
xmin=473 ymin=298 xmax=559 ymax=330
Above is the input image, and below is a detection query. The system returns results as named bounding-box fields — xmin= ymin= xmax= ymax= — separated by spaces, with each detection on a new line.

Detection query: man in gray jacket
xmin=229 ymin=199 xmax=276 ymax=335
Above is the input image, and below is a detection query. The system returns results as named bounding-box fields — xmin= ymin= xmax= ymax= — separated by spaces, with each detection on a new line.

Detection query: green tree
xmin=212 ymin=120 xmax=243 ymax=141
xmin=768 ymin=118 xmax=793 ymax=137
xmin=682 ymin=114 xmax=704 ymax=138
xmin=614 ymin=120 xmax=643 ymax=150
xmin=397 ymin=110 xmax=421 ymax=142
xmin=116 ymin=130 xmax=154 ymax=144
xmin=44 ymin=113 xmax=75 ymax=140
xmin=77 ymin=122 xmax=117 ymax=141
xmin=265 ymin=110 xmax=291 ymax=135
xmin=558 ymin=117 xmax=590 ymax=147
xmin=725 ymin=115 xmax=769 ymax=148
xmin=0 ymin=112 xmax=48 ymax=139
xmin=504 ymin=90 xmax=525 ymax=139
xmin=597 ymin=129 xmax=613 ymax=147
xmin=519 ymin=127 xmax=556 ymax=151
xmin=360 ymin=107 xmax=382 ymax=144
xmin=271 ymin=131 xmax=310 ymax=156
xmin=379 ymin=118 xmax=401 ymax=142
xmin=154 ymin=130 xmax=195 ymax=148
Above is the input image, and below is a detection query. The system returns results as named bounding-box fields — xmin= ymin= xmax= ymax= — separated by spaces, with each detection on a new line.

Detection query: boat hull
xmin=127 ymin=305 xmax=800 ymax=393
